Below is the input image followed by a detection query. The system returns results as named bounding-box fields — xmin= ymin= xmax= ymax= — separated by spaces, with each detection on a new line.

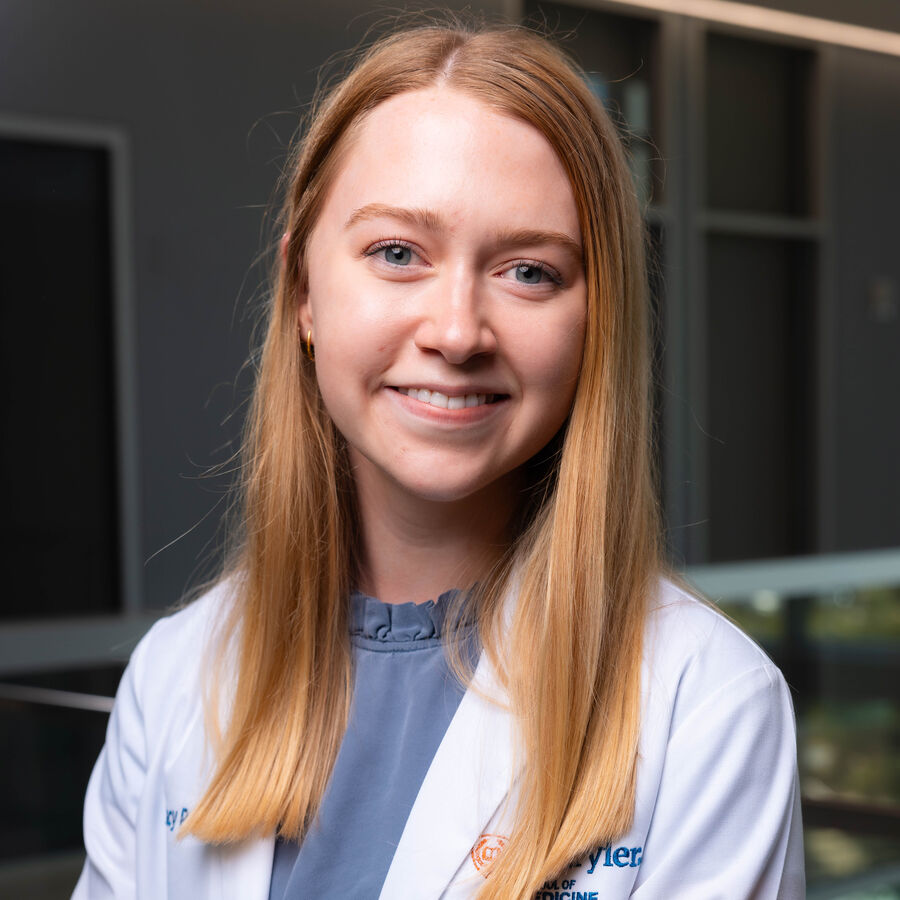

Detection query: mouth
xmin=391 ymin=386 xmax=506 ymax=410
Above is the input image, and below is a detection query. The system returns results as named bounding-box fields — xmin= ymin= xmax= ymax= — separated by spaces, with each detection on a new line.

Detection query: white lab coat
xmin=74 ymin=579 xmax=805 ymax=899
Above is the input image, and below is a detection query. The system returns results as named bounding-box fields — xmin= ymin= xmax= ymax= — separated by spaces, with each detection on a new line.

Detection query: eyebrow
xmin=345 ymin=203 xmax=443 ymax=232
xmin=345 ymin=203 xmax=583 ymax=266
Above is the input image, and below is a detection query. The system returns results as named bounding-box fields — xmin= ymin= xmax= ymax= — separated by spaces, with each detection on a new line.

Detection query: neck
xmin=352 ymin=464 xmax=519 ymax=606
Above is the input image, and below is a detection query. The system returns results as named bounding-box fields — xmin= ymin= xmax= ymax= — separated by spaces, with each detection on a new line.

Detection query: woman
xmin=75 ymin=21 xmax=804 ymax=900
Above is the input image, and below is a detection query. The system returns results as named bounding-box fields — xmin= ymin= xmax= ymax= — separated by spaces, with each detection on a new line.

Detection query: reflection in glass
xmin=721 ymin=587 xmax=900 ymax=893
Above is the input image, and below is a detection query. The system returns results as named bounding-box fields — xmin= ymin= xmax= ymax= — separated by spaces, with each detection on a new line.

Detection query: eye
xmin=366 ymin=240 xmax=420 ymax=267
xmin=514 ymin=264 xmax=544 ymax=284
xmin=382 ymin=245 xmax=412 ymax=265
xmin=500 ymin=261 xmax=562 ymax=286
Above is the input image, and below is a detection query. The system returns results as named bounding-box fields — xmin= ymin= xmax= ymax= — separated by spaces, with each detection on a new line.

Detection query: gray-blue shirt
xmin=269 ymin=590 xmax=477 ymax=899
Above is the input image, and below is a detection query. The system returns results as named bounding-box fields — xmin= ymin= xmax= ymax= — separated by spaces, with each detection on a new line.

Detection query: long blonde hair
xmin=185 ymin=21 xmax=662 ymax=899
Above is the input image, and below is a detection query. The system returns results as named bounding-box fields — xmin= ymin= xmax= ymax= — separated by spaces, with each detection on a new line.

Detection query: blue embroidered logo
xmin=534 ymin=844 xmax=643 ymax=899
xmin=585 ymin=843 xmax=643 ymax=872
xmin=166 ymin=807 xmax=189 ymax=832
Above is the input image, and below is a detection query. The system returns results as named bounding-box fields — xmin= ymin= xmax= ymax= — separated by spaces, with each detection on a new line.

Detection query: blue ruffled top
xmin=348 ymin=588 xmax=470 ymax=648
xmin=269 ymin=589 xmax=477 ymax=900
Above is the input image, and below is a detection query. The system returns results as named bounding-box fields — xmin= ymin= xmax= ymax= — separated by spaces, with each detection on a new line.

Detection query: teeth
xmin=398 ymin=388 xmax=492 ymax=409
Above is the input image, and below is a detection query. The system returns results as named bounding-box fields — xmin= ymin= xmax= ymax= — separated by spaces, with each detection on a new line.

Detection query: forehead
xmin=316 ymin=87 xmax=581 ymax=241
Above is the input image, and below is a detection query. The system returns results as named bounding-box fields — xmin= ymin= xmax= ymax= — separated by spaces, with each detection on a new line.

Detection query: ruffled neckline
xmin=349 ymin=589 xmax=472 ymax=644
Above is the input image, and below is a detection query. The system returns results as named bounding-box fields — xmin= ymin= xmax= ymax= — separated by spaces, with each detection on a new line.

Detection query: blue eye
xmin=503 ymin=261 xmax=561 ymax=286
xmin=365 ymin=239 xmax=425 ymax=271
xmin=382 ymin=245 xmax=412 ymax=265
xmin=515 ymin=264 xmax=544 ymax=284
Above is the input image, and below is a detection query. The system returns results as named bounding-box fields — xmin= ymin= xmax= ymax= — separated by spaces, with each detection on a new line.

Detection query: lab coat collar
xmin=379 ymin=648 xmax=518 ymax=899
xmin=216 ymin=585 xmax=520 ymax=900
xmin=212 ymin=651 xmax=517 ymax=900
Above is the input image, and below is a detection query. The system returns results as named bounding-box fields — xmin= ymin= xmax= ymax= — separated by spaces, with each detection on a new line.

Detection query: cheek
xmin=307 ymin=302 xmax=399 ymax=426
xmin=515 ymin=312 xmax=586 ymax=402
xmin=308 ymin=264 xmax=404 ymax=354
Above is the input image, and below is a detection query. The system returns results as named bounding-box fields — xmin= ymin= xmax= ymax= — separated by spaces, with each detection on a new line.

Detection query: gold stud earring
xmin=304 ymin=329 xmax=315 ymax=361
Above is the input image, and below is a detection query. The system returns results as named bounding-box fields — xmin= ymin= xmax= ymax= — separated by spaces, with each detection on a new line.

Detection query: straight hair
xmin=184 ymin=21 xmax=662 ymax=899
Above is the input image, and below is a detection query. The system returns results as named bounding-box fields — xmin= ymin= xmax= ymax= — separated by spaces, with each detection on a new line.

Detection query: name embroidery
xmin=471 ymin=833 xmax=508 ymax=877
xmin=166 ymin=807 xmax=189 ymax=832
xmin=533 ymin=844 xmax=643 ymax=898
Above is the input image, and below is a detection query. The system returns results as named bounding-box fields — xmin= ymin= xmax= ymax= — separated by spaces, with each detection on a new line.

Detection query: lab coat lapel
xmin=379 ymin=651 xmax=518 ymax=899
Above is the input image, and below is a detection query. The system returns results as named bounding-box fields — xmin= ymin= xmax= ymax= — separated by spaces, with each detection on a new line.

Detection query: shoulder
xmin=642 ymin=577 xmax=791 ymax=737
xmin=132 ymin=580 xmax=234 ymax=678
xmin=123 ymin=579 xmax=238 ymax=743
xmin=76 ymin=580 xmax=245 ymax=897
xmin=622 ymin=579 xmax=805 ymax=897
xmin=645 ymin=576 xmax=775 ymax=670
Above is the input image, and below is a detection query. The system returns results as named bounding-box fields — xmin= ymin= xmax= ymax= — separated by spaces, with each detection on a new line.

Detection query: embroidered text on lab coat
xmin=166 ymin=808 xmax=189 ymax=832
xmin=533 ymin=843 xmax=644 ymax=899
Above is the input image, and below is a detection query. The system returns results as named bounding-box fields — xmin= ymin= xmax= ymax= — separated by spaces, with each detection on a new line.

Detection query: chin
xmin=389 ymin=465 xmax=510 ymax=505
xmin=401 ymin=480 xmax=492 ymax=505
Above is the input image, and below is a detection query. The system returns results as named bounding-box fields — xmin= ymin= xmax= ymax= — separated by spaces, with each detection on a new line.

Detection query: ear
xmin=284 ymin=230 xmax=314 ymax=335
xmin=298 ymin=285 xmax=313 ymax=336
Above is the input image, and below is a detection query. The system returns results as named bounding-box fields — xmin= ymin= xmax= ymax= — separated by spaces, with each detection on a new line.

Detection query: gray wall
xmin=732 ymin=0 xmax=900 ymax=32
xmin=1 ymin=0 xmax=897 ymax=611
xmin=741 ymin=0 xmax=900 ymax=553
xmin=832 ymin=47 xmax=900 ymax=551
xmin=0 ymin=0 xmax=501 ymax=611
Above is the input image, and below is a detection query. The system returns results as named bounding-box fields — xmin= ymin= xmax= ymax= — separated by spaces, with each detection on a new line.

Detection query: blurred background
xmin=1 ymin=0 xmax=898 ymax=896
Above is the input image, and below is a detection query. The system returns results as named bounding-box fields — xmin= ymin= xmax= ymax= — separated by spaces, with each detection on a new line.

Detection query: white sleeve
xmin=632 ymin=664 xmax=805 ymax=899
xmin=72 ymin=644 xmax=148 ymax=900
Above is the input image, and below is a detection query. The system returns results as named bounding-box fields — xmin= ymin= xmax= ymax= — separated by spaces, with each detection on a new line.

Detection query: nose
xmin=413 ymin=269 xmax=498 ymax=364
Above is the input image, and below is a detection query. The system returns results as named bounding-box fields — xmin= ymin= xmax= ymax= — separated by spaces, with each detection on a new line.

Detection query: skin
xmin=299 ymin=87 xmax=587 ymax=605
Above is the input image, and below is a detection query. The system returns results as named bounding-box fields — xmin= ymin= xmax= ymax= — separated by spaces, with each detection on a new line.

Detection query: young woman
xmin=75 ymin=21 xmax=804 ymax=900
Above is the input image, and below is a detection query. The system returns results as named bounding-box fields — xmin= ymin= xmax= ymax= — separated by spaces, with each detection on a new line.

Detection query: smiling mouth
xmin=392 ymin=387 xmax=505 ymax=410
